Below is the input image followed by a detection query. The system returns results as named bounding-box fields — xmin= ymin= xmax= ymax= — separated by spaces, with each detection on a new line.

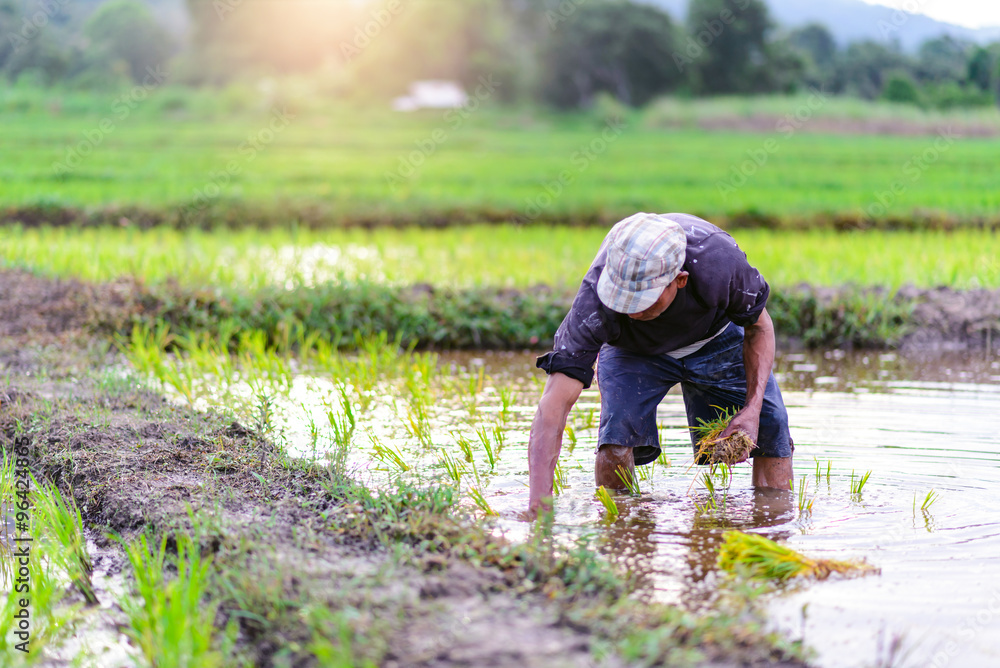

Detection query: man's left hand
xmin=719 ymin=407 xmax=761 ymax=463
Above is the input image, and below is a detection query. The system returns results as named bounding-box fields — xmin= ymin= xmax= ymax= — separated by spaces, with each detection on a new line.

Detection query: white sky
xmin=860 ymin=0 xmax=1000 ymax=29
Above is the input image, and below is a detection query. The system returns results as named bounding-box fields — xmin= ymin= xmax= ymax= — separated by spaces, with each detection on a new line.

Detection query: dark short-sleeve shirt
xmin=536 ymin=213 xmax=769 ymax=388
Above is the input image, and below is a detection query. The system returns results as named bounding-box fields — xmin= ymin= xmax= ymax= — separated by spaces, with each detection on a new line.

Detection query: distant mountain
xmin=646 ymin=0 xmax=1000 ymax=51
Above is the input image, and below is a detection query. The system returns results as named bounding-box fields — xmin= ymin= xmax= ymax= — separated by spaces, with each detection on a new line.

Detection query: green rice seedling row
xmin=2 ymin=225 xmax=998 ymax=290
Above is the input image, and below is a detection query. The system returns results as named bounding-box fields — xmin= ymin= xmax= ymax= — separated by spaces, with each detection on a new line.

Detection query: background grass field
xmin=2 ymin=95 xmax=999 ymax=225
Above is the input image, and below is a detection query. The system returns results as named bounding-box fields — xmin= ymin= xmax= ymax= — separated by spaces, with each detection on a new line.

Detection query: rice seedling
xmin=497 ymin=386 xmax=516 ymax=422
xmin=563 ymin=424 xmax=578 ymax=453
xmin=797 ymin=476 xmax=815 ymax=515
xmin=476 ymin=426 xmax=498 ymax=471
xmin=460 ymin=367 xmax=486 ymax=416
xmin=0 ymin=454 xmax=14 ymax=587
xmin=369 ymin=434 xmax=411 ymax=473
xmin=553 ymin=463 xmax=568 ymax=495
xmin=492 ymin=425 xmax=506 ymax=453
xmin=453 ymin=432 xmax=475 ymax=463
xmin=30 ymin=477 xmax=96 ymax=604
xmin=850 ymin=470 xmax=873 ymax=496
xmin=576 ymin=406 xmax=598 ymax=430
xmin=692 ymin=407 xmax=755 ymax=467
xmin=326 ymin=391 xmax=356 ymax=474
xmin=121 ymin=533 xmax=233 ymax=667
xmin=615 ymin=465 xmax=642 ymax=496
xmin=595 ymin=485 xmax=619 ymax=520
xmin=693 ymin=470 xmax=724 ymax=513
xmin=718 ymin=531 xmax=878 ymax=582
xmin=635 ymin=465 xmax=653 ymax=483
xmin=438 ymin=450 xmax=466 ymax=485
xmin=826 ymin=459 xmax=832 ymax=482
xmin=915 ymin=489 xmax=940 ymax=514
xmin=0 ymin=522 xmax=81 ymax=659
xmin=468 ymin=487 xmax=496 ymax=516
xmin=119 ymin=322 xmax=172 ymax=376
xmin=656 ymin=452 xmax=671 ymax=467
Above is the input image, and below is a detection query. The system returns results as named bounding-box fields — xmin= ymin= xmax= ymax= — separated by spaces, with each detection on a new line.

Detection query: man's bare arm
xmin=721 ymin=308 xmax=775 ymax=448
xmin=527 ymin=372 xmax=583 ymax=516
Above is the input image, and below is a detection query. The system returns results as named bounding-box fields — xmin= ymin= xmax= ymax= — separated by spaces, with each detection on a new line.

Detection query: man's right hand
xmin=527 ymin=372 xmax=583 ymax=519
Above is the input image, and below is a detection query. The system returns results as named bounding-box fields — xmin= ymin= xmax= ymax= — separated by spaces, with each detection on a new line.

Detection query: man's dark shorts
xmin=595 ymin=322 xmax=793 ymax=466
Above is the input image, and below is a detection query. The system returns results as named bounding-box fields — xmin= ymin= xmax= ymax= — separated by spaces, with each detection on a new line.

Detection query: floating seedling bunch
xmin=718 ymin=531 xmax=878 ymax=582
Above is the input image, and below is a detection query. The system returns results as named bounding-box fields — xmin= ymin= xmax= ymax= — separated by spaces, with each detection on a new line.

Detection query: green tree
xmin=915 ymin=35 xmax=971 ymax=83
xmin=684 ymin=0 xmax=775 ymax=94
xmin=84 ymin=0 xmax=173 ymax=83
xmin=0 ymin=0 xmax=17 ymax=72
xmin=540 ymin=0 xmax=681 ymax=108
xmin=789 ymin=23 xmax=837 ymax=70
xmin=832 ymin=40 xmax=910 ymax=99
xmin=967 ymin=47 xmax=994 ymax=93
xmin=881 ymin=70 xmax=921 ymax=105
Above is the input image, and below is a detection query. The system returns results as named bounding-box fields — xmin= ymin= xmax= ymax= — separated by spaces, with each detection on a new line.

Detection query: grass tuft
xmin=121 ymin=533 xmax=233 ymax=667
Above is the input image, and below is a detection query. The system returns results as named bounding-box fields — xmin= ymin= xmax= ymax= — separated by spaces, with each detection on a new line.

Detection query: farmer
xmin=527 ymin=212 xmax=793 ymax=516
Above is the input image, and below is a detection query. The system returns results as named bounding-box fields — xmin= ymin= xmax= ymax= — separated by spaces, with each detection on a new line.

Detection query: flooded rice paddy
xmin=168 ymin=347 xmax=1000 ymax=668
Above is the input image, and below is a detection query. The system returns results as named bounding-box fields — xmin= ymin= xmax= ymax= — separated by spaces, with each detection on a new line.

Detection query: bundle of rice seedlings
xmin=718 ymin=530 xmax=878 ymax=582
xmin=693 ymin=407 xmax=755 ymax=466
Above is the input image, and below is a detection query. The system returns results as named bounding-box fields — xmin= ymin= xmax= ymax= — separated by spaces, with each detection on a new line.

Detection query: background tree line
xmin=1 ymin=0 xmax=999 ymax=110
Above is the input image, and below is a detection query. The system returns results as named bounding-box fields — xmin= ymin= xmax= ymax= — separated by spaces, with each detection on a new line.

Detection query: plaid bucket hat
xmin=596 ymin=213 xmax=687 ymax=314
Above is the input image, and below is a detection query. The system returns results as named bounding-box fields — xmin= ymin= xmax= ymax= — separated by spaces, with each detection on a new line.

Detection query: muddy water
xmin=262 ymin=350 xmax=1000 ymax=668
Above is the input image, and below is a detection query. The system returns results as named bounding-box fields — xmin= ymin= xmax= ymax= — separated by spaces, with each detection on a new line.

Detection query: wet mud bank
xmin=0 ymin=271 xmax=805 ymax=666
xmin=3 ymin=202 xmax=1000 ymax=233
xmin=4 ymin=269 xmax=997 ymax=354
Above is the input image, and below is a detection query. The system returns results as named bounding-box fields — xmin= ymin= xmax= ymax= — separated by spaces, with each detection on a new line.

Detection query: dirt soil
xmin=687 ymin=116 xmax=999 ymax=138
xmin=0 ymin=269 xmax=808 ymax=667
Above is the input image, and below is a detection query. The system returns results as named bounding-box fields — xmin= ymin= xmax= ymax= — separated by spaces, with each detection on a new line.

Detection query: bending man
xmin=528 ymin=212 xmax=793 ymax=516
